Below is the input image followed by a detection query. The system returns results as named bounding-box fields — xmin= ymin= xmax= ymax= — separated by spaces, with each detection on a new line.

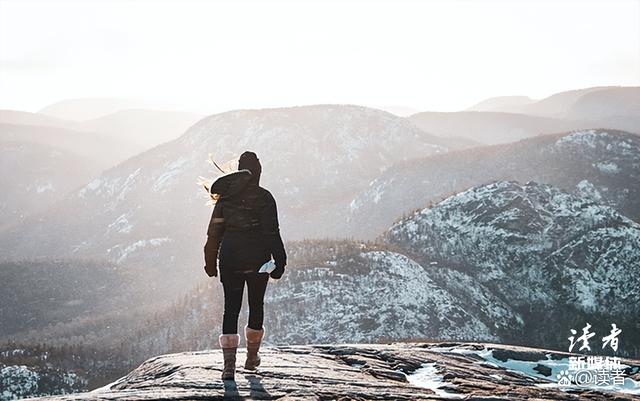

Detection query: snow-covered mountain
xmin=383 ymin=180 xmax=640 ymax=352
xmin=264 ymin=181 xmax=640 ymax=350
xmin=0 ymin=105 xmax=447 ymax=297
xmin=264 ymin=245 xmax=520 ymax=344
xmin=348 ymin=129 xmax=640 ymax=239
xmin=384 ymin=180 xmax=640 ymax=312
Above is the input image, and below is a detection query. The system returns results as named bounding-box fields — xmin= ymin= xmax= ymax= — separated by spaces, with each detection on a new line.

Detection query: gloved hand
xmin=204 ymin=263 xmax=218 ymax=277
xmin=270 ymin=264 xmax=285 ymax=279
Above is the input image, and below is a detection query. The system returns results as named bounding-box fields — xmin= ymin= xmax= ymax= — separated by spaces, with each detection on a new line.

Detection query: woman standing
xmin=203 ymin=151 xmax=287 ymax=380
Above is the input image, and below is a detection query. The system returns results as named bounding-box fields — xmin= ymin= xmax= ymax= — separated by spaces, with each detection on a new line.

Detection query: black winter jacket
xmin=204 ymin=181 xmax=287 ymax=282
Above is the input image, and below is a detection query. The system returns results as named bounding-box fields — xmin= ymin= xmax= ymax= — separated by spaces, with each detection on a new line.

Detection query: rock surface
xmin=31 ymin=342 xmax=640 ymax=400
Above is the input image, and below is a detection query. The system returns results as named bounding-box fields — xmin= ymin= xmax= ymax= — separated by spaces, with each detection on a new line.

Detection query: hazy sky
xmin=1 ymin=0 xmax=639 ymax=115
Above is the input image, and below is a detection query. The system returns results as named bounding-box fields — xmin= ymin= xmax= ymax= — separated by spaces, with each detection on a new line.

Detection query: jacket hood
xmin=210 ymin=169 xmax=255 ymax=199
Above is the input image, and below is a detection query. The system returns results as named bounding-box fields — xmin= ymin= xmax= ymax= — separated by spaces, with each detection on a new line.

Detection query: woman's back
xmin=218 ymin=183 xmax=274 ymax=274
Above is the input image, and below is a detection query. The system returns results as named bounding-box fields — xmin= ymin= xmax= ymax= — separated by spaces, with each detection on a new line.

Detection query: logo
xmin=559 ymin=323 xmax=628 ymax=388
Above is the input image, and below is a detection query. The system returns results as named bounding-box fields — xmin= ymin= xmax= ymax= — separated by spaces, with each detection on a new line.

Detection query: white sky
xmin=1 ymin=0 xmax=639 ymax=115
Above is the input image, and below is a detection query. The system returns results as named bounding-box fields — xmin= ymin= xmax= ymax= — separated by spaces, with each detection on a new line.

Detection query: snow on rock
xmin=555 ymin=129 xmax=605 ymax=149
xmin=407 ymin=362 xmax=464 ymax=398
xmin=34 ymin=182 xmax=54 ymax=194
xmin=115 ymin=168 xmax=142 ymax=202
xmin=153 ymin=158 xmax=189 ymax=192
xmin=77 ymin=169 xmax=142 ymax=208
xmin=555 ymin=130 xmax=640 ymax=158
xmin=106 ymin=213 xmax=133 ymax=235
xmin=575 ymin=179 xmax=604 ymax=202
xmin=109 ymin=237 xmax=172 ymax=264
xmin=594 ymin=161 xmax=620 ymax=174
xmin=77 ymin=179 xmax=101 ymax=198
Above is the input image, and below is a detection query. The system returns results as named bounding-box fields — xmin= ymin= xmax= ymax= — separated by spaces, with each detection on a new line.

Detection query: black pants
xmin=222 ymin=271 xmax=269 ymax=334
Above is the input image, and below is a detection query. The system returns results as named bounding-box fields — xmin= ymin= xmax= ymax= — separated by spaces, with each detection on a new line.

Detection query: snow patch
xmin=407 ymin=362 xmax=464 ymax=398
xmin=111 ymin=237 xmax=172 ymax=264
xmin=35 ymin=182 xmax=54 ymax=193
xmin=594 ymin=161 xmax=620 ymax=174
xmin=555 ymin=130 xmax=603 ymax=149
xmin=116 ymin=168 xmax=142 ymax=201
xmin=575 ymin=180 xmax=603 ymax=202
xmin=107 ymin=214 xmax=133 ymax=234
xmin=154 ymin=157 xmax=189 ymax=192
xmin=78 ymin=178 xmax=101 ymax=198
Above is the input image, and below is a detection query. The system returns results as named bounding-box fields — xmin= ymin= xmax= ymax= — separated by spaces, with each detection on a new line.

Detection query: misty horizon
xmin=1 ymin=0 xmax=639 ymax=114
xmin=2 ymin=84 xmax=637 ymax=122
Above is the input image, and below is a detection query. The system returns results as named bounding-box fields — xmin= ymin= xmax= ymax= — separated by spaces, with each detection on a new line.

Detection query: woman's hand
xmin=270 ymin=264 xmax=285 ymax=279
xmin=204 ymin=263 xmax=218 ymax=277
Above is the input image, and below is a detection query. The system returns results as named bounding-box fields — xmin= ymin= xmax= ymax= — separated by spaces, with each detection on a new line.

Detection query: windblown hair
xmin=197 ymin=154 xmax=230 ymax=207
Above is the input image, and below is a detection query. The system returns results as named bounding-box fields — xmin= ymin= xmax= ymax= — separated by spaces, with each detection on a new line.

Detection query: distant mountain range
xmin=38 ymin=98 xmax=160 ymax=121
xmin=0 ymin=105 xmax=451 ymax=300
xmin=1 ymin=108 xmax=638 ymax=301
xmin=1 ymin=86 xmax=636 ymax=229
xmin=467 ymin=86 xmax=639 ymax=135
xmin=0 ymin=108 xmax=203 ymax=159
xmin=348 ymin=129 xmax=640 ymax=239
xmin=0 ymin=108 xmax=203 ymax=228
xmin=465 ymin=87 xmax=633 ymax=119
xmin=408 ymin=111 xmax=586 ymax=145
xmin=423 ymin=87 xmax=639 ymax=145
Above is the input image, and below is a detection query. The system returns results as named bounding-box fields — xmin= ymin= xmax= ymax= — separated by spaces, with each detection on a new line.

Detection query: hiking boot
xmin=219 ymin=333 xmax=239 ymax=380
xmin=244 ymin=325 xmax=264 ymax=370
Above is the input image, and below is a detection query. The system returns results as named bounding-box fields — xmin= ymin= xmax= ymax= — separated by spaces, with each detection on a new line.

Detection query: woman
xmin=203 ymin=151 xmax=287 ymax=381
